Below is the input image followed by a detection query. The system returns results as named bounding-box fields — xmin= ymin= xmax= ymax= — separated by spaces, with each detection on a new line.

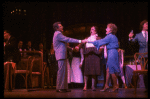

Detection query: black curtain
xmin=3 ymin=1 xmax=148 ymax=54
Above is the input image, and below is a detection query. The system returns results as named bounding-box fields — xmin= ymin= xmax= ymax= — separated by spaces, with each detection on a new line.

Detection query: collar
xmin=142 ymin=30 xmax=148 ymax=34
xmin=107 ymin=33 xmax=112 ymax=35
xmin=90 ymin=33 xmax=98 ymax=37
xmin=56 ymin=30 xmax=62 ymax=33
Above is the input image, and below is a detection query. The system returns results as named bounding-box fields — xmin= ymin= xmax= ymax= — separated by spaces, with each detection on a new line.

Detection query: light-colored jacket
xmin=53 ymin=31 xmax=80 ymax=60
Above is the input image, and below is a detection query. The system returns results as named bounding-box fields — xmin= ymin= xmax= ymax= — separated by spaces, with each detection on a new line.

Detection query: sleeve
xmin=88 ymin=35 xmax=111 ymax=50
xmin=5 ymin=37 xmax=18 ymax=50
xmin=130 ymin=34 xmax=138 ymax=42
xmin=57 ymin=33 xmax=80 ymax=43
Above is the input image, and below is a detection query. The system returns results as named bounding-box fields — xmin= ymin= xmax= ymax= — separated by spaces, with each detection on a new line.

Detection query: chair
xmin=132 ymin=52 xmax=148 ymax=94
xmin=13 ymin=56 xmax=35 ymax=90
xmin=4 ymin=62 xmax=16 ymax=90
xmin=29 ymin=51 xmax=45 ymax=89
xmin=43 ymin=62 xmax=50 ymax=88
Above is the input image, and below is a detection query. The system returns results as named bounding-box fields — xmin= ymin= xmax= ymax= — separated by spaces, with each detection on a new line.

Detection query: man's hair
xmin=4 ymin=30 xmax=11 ymax=35
xmin=53 ymin=22 xmax=61 ymax=31
xmin=107 ymin=23 xmax=117 ymax=34
xmin=140 ymin=19 xmax=148 ymax=31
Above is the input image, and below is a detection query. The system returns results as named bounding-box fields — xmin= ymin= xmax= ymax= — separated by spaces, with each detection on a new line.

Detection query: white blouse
xmin=86 ymin=34 xmax=98 ymax=48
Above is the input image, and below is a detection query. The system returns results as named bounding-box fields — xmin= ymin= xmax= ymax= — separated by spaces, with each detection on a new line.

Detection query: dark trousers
xmin=4 ymin=63 xmax=13 ymax=90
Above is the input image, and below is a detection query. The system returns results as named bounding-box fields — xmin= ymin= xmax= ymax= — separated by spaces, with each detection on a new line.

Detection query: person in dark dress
xmin=88 ymin=23 xmax=121 ymax=92
xmin=48 ymin=43 xmax=58 ymax=88
xmin=82 ymin=26 xmax=104 ymax=91
xmin=37 ymin=43 xmax=49 ymax=88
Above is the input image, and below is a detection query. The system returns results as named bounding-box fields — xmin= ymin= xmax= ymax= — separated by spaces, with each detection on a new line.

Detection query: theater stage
xmin=4 ymin=87 xmax=148 ymax=98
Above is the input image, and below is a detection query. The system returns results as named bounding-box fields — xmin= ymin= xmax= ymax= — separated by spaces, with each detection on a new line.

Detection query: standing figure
xmin=70 ymin=43 xmax=84 ymax=87
xmin=38 ymin=43 xmax=49 ymax=88
xmin=88 ymin=23 xmax=121 ymax=92
xmin=82 ymin=26 xmax=103 ymax=91
xmin=48 ymin=43 xmax=58 ymax=88
xmin=4 ymin=30 xmax=21 ymax=91
xmin=52 ymin=22 xmax=86 ymax=93
xmin=18 ymin=41 xmax=24 ymax=57
xmin=66 ymin=43 xmax=73 ymax=84
xmin=128 ymin=20 xmax=148 ymax=92
xmin=117 ymin=43 xmax=127 ymax=88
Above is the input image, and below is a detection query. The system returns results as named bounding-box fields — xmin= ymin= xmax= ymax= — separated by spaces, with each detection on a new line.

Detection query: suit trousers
xmin=56 ymin=59 xmax=68 ymax=90
xmin=4 ymin=63 xmax=13 ymax=90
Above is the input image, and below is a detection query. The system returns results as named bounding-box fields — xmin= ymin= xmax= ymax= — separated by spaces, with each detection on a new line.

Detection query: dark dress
xmin=83 ymin=36 xmax=102 ymax=76
xmin=48 ymin=51 xmax=58 ymax=78
xmin=90 ymin=33 xmax=120 ymax=74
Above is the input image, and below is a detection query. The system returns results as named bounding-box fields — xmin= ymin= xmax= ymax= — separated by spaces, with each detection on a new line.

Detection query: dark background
xmin=2 ymin=1 xmax=148 ymax=56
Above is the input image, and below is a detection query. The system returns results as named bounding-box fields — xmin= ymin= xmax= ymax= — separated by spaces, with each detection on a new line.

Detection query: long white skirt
xmin=67 ymin=59 xmax=71 ymax=83
xmin=70 ymin=57 xmax=83 ymax=83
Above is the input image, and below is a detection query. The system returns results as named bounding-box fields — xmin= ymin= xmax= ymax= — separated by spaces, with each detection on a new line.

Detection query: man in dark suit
xmin=53 ymin=22 xmax=86 ymax=92
xmin=4 ymin=30 xmax=21 ymax=91
xmin=128 ymin=20 xmax=148 ymax=92
xmin=4 ymin=30 xmax=21 ymax=64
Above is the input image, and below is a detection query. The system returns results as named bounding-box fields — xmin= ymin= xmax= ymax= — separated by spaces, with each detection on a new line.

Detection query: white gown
xmin=67 ymin=59 xmax=71 ymax=83
xmin=70 ymin=48 xmax=84 ymax=83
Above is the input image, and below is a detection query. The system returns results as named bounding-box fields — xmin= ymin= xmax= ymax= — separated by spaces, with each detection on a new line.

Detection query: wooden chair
xmin=27 ymin=51 xmax=45 ymax=89
xmin=13 ymin=56 xmax=35 ymax=90
xmin=43 ymin=62 xmax=50 ymax=88
xmin=4 ymin=62 xmax=16 ymax=90
xmin=132 ymin=52 xmax=148 ymax=94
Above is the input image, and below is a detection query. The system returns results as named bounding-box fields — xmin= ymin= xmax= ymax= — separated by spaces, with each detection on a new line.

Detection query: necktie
xmin=145 ymin=32 xmax=148 ymax=42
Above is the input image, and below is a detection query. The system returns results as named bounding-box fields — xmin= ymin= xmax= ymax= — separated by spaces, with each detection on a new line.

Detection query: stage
xmin=4 ymin=87 xmax=148 ymax=98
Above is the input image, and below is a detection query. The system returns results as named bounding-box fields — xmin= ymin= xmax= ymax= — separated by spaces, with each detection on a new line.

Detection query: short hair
xmin=4 ymin=30 xmax=11 ymax=35
xmin=53 ymin=22 xmax=61 ymax=31
xmin=140 ymin=20 xmax=148 ymax=31
xmin=107 ymin=23 xmax=117 ymax=34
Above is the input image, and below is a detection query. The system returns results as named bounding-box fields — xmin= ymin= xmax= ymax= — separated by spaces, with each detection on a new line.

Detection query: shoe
xmin=123 ymin=83 xmax=127 ymax=89
xmin=56 ymin=89 xmax=66 ymax=93
xmin=91 ymin=87 xmax=96 ymax=91
xmin=109 ymin=87 xmax=119 ymax=92
xmin=65 ymin=89 xmax=71 ymax=92
xmin=144 ymin=89 xmax=148 ymax=93
xmin=83 ymin=87 xmax=87 ymax=91
xmin=100 ymin=86 xmax=109 ymax=92
xmin=92 ymin=88 xmax=96 ymax=91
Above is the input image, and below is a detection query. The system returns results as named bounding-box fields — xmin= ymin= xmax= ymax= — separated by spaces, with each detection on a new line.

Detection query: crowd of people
xmin=4 ymin=19 xmax=148 ymax=93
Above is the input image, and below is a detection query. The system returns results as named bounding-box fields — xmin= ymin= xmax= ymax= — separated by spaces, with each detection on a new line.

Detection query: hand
xmin=128 ymin=32 xmax=134 ymax=38
xmin=81 ymin=39 xmax=88 ymax=43
xmin=79 ymin=63 xmax=82 ymax=68
xmin=75 ymin=46 xmax=79 ymax=52
xmin=4 ymin=42 xmax=6 ymax=47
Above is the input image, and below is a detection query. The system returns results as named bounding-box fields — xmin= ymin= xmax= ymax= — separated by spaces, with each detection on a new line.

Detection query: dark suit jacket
xmin=4 ymin=36 xmax=21 ymax=64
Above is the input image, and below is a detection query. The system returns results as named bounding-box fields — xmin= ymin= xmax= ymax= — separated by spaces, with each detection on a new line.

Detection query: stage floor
xmin=4 ymin=87 xmax=148 ymax=98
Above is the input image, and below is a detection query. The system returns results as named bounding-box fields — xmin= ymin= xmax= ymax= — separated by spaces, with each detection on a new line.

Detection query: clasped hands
xmin=81 ymin=39 xmax=88 ymax=43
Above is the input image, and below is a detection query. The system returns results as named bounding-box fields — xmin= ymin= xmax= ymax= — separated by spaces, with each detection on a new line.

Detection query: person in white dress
xmin=70 ymin=44 xmax=84 ymax=84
